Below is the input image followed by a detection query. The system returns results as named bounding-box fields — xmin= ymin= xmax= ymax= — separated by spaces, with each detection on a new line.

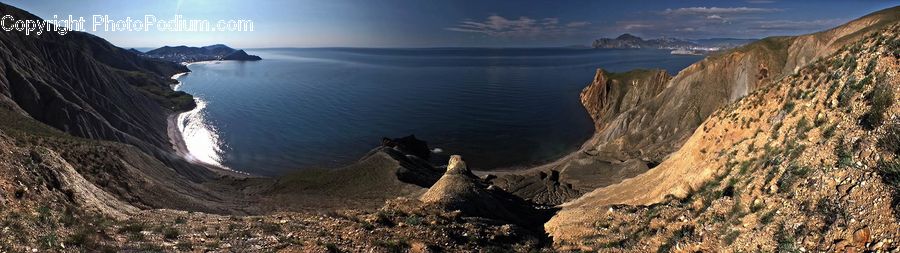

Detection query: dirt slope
xmin=546 ymin=22 xmax=900 ymax=251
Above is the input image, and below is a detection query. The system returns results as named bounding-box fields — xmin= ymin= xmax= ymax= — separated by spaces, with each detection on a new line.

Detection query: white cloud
xmin=751 ymin=19 xmax=846 ymax=31
xmin=662 ymin=7 xmax=782 ymax=16
xmin=446 ymin=15 xmax=591 ymax=37
xmin=566 ymin=21 xmax=591 ymax=28
xmin=622 ymin=23 xmax=653 ymax=30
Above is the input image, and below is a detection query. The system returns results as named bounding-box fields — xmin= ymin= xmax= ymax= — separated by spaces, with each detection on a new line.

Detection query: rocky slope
xmin=491 ymin=6 xmax=900 ymax=207
xmin=547 ymin=21 xmax=900 ymax=251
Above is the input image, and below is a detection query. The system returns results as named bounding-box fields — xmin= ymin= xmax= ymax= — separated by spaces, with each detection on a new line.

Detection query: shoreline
xmin=167 ymin=71 xmax=250 ymax=177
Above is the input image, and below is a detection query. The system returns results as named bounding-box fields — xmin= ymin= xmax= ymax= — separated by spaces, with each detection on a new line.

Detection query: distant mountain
xmin=143 ymin=44 xmax=262 ymax=62
xmin=592 ymin=34 xmax=755 ymax=50
xmin=692 ymin=38 xmax=758 ymax=48
xmin=591 ymin=33 xmax=697 ymax=49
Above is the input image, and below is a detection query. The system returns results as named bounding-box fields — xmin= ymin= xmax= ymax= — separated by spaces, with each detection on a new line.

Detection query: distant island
xmin=139 ymin=44 xmax=262 ymax=62
xmin=592 ymin=34 xmax=755 ymax=55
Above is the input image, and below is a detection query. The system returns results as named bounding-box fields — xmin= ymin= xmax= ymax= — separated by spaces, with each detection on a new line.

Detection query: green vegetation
xmin=822 ymin=123 xmax=838 ymax=140
xmin=859 ymin=78 xmax=894 ymax=130
xmin=795 ymin=117 xmax=811 ymax=139
xmin=877 ymin=159 xmax=900 ymax=219
xmin=159 ymin=225 xmax=180 ymax=240
xmin=723 ymin=230 xmax=740 ymax=245
xmin=879 ymin=121 xmax=900 ymax=156
xmin=782 ymin=101 xmax=796 ymax=114
xmin=864 ymin=58 xmax=877 ymax=75
xmin=777 ymin=164 xmax=810 ymax=193
xmin=835 ymin=137 xmax=854 ymax=168
xmin=656 ymin=225 xmax=695 ymax=253
xmin=775 ymin=224 xmax=799 ymax=253
xmin=404 ymin=215 xmax=423 ymax=226
xmin=759 ymin=209 xmax=776 ymax=225
xmin=877 ymin=159 xmax=900 ymax=189
xmin=375 ymin=239 xmax=410 ymax=253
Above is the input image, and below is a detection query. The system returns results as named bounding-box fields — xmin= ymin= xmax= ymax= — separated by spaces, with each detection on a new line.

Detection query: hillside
xmin=547 ymin=22 xmax=900 ymax=251
xmin=491 ymin=6 xmax=900 ymax=207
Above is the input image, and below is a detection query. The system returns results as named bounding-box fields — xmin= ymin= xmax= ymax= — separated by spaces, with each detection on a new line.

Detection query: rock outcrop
xmin=382 ymin=135 xmax=431 ymax=160
xmin=421 ymin=156 xmax=543 ymax=227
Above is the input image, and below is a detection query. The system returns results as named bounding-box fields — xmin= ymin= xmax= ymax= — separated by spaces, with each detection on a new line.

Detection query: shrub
xmin=822 ymin=123 xmax=838 ymax=139
xmin=835 ymin=137 xmax=853 ymax=168
xmin=160 ymin=226 xmax=179 ymax=240
xmin=865 ymin=58 xmax=877 ymax=75
xmin=878 ymin=159 xmax=900 ymax=188
xmin=782 ymin=101 xmax=796 ymax=113
xmin=759 ymin=209 xmax=776 ymax=224
xmin=877 ymin=159 xmax=900 ymax=219
xmin=860 ymin=79 xmax=894 ymax=130
xmin=118 ymin=222 xmax=146 ymax=234
xmin=796 ymin=117 xmax=811 ymax=139
xmin=775 ymin=224 xmax=798 ymax=253
xmin=778 ymin=164 xmax=810 ymax=193
xmin=657 ymin=226 xmax=695 ymax=253
xmin=375 ymin=239 xmax=410 ymax=253
xmin=723 ymin=230 xmax=741 ymax=245
xmin=404 ymin=215 xmax=422 ymax=226
xmin=879 ymin=121 xmax=900 ymax=156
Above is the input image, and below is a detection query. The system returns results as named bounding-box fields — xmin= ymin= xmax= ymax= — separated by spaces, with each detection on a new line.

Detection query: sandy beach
xmin=167 ymin=72 xmax=249 ymax=177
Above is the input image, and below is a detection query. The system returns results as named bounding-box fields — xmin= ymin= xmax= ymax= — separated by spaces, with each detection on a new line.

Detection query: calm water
xmin=174 ymin=48 xmax=703 ymax=176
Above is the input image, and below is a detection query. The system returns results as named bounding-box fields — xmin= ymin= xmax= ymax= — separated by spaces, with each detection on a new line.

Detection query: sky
xmin=4 ymin=0 xmax=898 ymax=48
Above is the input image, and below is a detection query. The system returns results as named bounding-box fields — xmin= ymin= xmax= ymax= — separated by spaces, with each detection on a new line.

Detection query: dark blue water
xmin=174 ymin=48 xmax=703 ymax=176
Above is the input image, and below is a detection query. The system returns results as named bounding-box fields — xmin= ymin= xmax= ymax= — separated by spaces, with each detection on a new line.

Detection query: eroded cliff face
xmin=580 ymin=69 xmax=671 ymax=132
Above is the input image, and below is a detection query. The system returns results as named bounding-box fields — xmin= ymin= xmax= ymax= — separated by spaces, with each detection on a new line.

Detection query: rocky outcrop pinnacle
xmin=421 ymin=155 xmax=544 ymax=227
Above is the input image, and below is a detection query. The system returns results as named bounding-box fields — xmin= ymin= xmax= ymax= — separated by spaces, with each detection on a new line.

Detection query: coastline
xmin=166 ymin=71 xmax=249 ymax=177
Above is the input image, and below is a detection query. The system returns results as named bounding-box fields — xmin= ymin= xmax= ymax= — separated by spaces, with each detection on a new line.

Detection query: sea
xmin=173 ymin=48 xmax=703 ymax=176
